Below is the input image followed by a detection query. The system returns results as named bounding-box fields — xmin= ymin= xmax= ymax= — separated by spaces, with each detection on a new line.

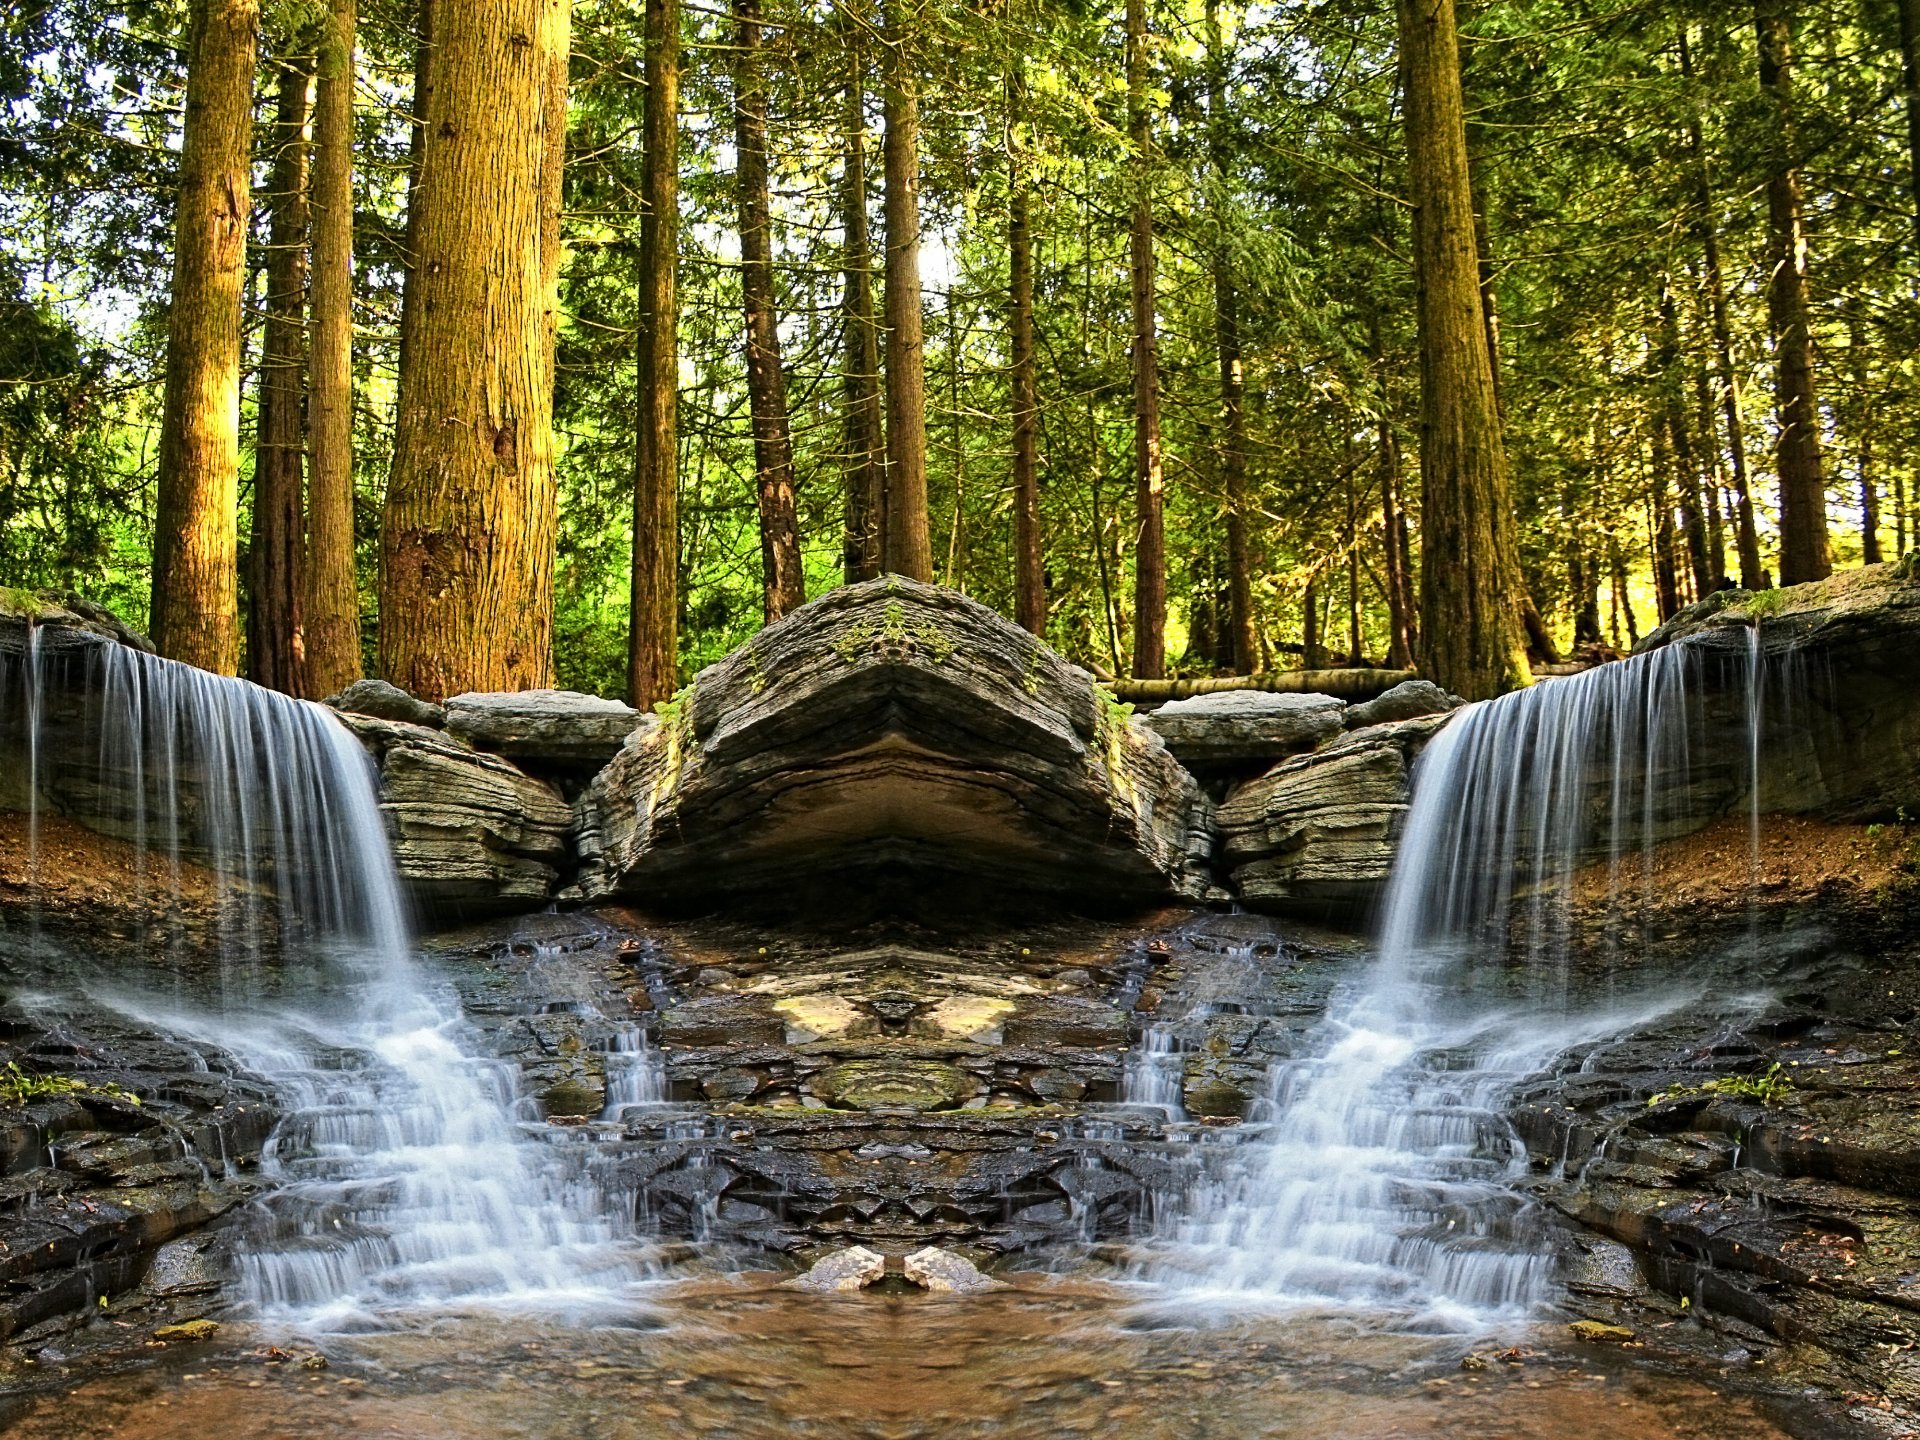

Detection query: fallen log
xmin=1107 ymin=668 xmax=1417 ymax=706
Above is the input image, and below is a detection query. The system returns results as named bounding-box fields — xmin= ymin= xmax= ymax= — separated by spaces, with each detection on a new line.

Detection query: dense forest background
xmin=2 ymin=0 xmax=1916 ymax=703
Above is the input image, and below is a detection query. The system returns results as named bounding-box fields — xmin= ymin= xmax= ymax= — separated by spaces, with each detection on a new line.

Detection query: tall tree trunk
xmin=732 ymin=0 xmax=803 ymax=622
xmin=152 ymin=0 xmax=257 ymax=674
xmin=304 ymin=0 xmax=362 ymax=698
xmin=1651 ymin=425 xmax=1682 ymax=622
xmin=1853 ymin=324 xmax=1883 ymax=565
xmin=1692 ymin=364 xmax=1729 ymax=587
xmin=1658 ymin=280 xmax=1714 ymax=600
xmin=379 ymin=0 xmax=568 ymax=701
xmin=1396 ymin=0 xmax=1529 ymax=698
xmin=629 ymin=0 xmax=680 ymax=706
xmin=1610 ymin=540 xmax=1640 ymax=646
xmin=1126 ymin=0 xmax=1165 ymax=680
xmin=1378 ymin=407 xmax=1415 ymax=668
xmin=1006 ymin=64 xmax=1045 ymax=637
xmin=1899 ymin=0 xmax=1920 ymax=250
xmin=841 ymin=42 xmax=885 ymax=585
xmin=250 ymin=52 xmax=312 ymax=695
xmin=1754 ymin=0 xmax=1830 ymax=585
xmin=1206 ymin=0 xmax=1254 ymax=674
xmin=1301 ymin=573 xmax=1324 ymax=669
xmin=880 ymin=0 xmax=932 ymax=581
xmin=398 ymin=0 xmax=433 ymax=392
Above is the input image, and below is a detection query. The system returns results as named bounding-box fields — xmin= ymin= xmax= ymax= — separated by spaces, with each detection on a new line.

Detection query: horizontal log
xmin=1108 ymin=669 xmax=1418 ymax=705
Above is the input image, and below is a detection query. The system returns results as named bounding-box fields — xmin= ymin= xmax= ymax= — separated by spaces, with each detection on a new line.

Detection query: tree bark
xmin=1126 ymin=0 xmax=1165 ymax=680
xmin=1899 ymin=0 xmax=1920 ymax=250
xmin=1006 ymin=64 xmax=1045 ymax=637
xmin=1396 ymin=0 xmax=1530 ymax=699
xmin=151 ymin=0 xmax=257 ymax=674
xmin=840 ymin=41 xmax=885 ymax=585
xmin=732 ymin=0 xmax=804 ymax=622
xmin=379 ymin=0 xmax=568 ymax=701
xmin=1852 ymin=322 xmax=1882 ymax=565
xmin=304 ymin=0 xmax=362 ymax=699
xmin=1754 ymin=0 xmax=1830 ymax=585
xmin=1651 ymin=423 xmax=1682 ymax=622
xmin=1658 ymin=279 xmax=1714 ymax=600
xmin=398 ymin=0 xmax=433 ymax=392
xmin=880 ymin=0 xmax=932 ymax=581
xmin=249 ymin=52 xmax=312 ymax=696
xmin=1300 ymin=574 xmax=1325 ymax=670
xmin=1206 ymin=0 xmax=1255 ymax=674
xmin=629 ymin=0 xmax=680 ymax=707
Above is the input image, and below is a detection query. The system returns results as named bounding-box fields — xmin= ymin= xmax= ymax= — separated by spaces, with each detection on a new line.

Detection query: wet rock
xmin=1343 ymin=679 xmax=1460 ymax=730
xmin=903 ymin=1246 xmax=1004 ymax=1294
xmin=326 ymin=677 xmax=446 ymax=730
xmin=444 ymin=689 xmax=650 ymax=771
xmin=338 ymin=714 xmax=572 ymax=919
xmin=810 ymin=1059 xmax=981 ymax=1112
xmin=1142 ymin=691 xmax=1345 ymax=773
xmin=573 ymin=577 xmax=1214 ymax=909
xmin=152 ymin=1319 xmax=220 ymax=1342
xmin=784 ymin=1246 xmax=886 ymax=1293
xmin=1216 ymin=714 xmax=1450 ymax=917
xmin=0 ymin=591 xmax=151 ymax=652
xmin=1183 ymin=1077 xmax=1250 ymax=1119
xmin=1568 ymin=1320 xmax=1636 ymax=1344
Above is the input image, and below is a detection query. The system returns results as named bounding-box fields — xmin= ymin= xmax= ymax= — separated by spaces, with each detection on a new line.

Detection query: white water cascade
xmin=1151 ymin=634 xmax=1766 ymax=1326
xmin=1 ymin=631 xmax=650 ymax=1330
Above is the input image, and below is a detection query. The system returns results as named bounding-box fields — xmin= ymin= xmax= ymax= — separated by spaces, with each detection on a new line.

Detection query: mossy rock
xmin=1184 ymin=1077 xmax=1250 ymax=1119
xmin=539 ymin=1078 xmax=602 ymax=1118
xmin=809 ymin=1058 xmax=980 ymax=1112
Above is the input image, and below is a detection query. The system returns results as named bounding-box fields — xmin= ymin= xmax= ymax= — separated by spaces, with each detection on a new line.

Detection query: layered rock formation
xmin=575 ymin=577 xmax=1214 ymax=908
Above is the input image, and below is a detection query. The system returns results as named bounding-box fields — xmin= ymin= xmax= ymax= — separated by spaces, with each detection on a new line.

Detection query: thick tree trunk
xmin=629 ymin=0 xmax=680 ymax=707
xmin=1899 ymin=0 xmax=1920 ymax=250
xmin=1206 ymin=0 xmax=1255 ymax=675
xmin=840 ymin=47 xmax=885 ymax=585
xmin=398 ymin=0 xmax=433 ymax=391
xmin=1396 ymin=0 xmax=1530 ymax=699
xmin=1006 ymin=66 xmax=1045 ymax=637
xmin=1754 ymin=0 xmax=1830 ymax=586
xmin=304 ymin=0 xmax=362 ymax=699
xmin=1301 ymin=574 xmax=1324 ymax=670
xmin=733 ymin=0 xmax=804 ymax=622
xmin=152 ymin=0 xmax=258 ymax=674
xmin=880 ymin=0 xmax=932 ymax=581
xmin=249 ymin=53 xmax=312 ymax=696
xmin=1126 ymin=0 xmax=1165 ymax=680
xmin=379 ymin=0 xmax=568 ymax=701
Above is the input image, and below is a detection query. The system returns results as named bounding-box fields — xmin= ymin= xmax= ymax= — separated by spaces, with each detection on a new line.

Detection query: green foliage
xmin=1648 ymin=1062 xmax=1794 ymax=1109
xmin=0 ymin=1060 xmax=142 ymax=1108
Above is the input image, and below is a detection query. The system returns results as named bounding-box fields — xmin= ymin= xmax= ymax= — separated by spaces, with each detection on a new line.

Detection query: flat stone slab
xmin=1142 ymin=690 xmax=1346 ymax=769
xmin=445 ymin=688 xmax=650 ymax=769
xmin=573 ymin=577 xmax=1213 ymax=907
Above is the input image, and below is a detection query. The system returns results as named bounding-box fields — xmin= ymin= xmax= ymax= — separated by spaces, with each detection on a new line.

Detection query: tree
xmin=1006 ymin=59 xmax=1044 ymax=636
xmin=1205 ymin=0 xmax=1253 ymax=673
xmin=840 ymin=37 xmax=885 ymax=585
xmin=1900 ymin=0 xmax=1920 ymax=249
xmin=304 ymin=0 xmax=362 ymax=699
xmin=150 ymin=0 xmax=257 ymax=674
xmin=1126 ymin=0 xmax=1165 ymax=680
xmin=733 ymin=0 xmax=804 ymax=622
xmin=881 ymin=0 xmax=933 ymax=581
xmin=379 ymin=0 xmax=570 ymax=700
xmin=249 ymin=48 xmax=312 ymax=695
xmin=1396 ymin=0 xmax=1530 ymax=699
xmin=630 ymin=0 xmax=681 ymax=707
xmin=1755 ymin=0 xmax=1830 ymax=585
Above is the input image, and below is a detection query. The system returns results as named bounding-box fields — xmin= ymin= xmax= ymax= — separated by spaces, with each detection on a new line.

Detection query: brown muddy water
xmin=0 ymin=1276 xmax=1833 ymax=1440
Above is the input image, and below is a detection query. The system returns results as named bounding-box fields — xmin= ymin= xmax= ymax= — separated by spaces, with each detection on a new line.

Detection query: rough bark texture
xmin=397 ymin=0 xmax=433 ymax=389
xmin=304 ymin=0 xmax=362 ymax=700
xmin=840 ymin=49 xmax=885 ymax=585
xmin=151 ymin=0 xmax=257 ymax=675
xmin=1126 ymin=0 xmax=1165 ymax=681
xmin=733 ymin=0 xmax=805 ymax=623
xmin=1006 ymin=67 xmax=1045 ymax=638
xmin=573 ymin=577 xmax=1214 ymax=907
xmin=629 ymin=0 xmax=680 ymax=708
xmin=1755 ymin=0 xmax=1831 ymax=587
xmin=1659 ymin=282 xmax=1715 ymax=599
xmin=378 ymin=0 xmax=567 ymax=702
xmin=1206 ymin=0 xmax=1255 ymax=676
xmin=1396 ymin=0 xmax=1531 ymax=700
xmin=249 ymin=54 xmax=312 ymax=697
xmin=880 ymin=0 xmax=932 ymax=582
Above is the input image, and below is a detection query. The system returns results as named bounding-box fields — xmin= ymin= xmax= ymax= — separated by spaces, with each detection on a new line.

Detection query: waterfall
xmin=1 ymin=629 xmax=648 ymax=1330
xmin=1153 ymin=634 xmax=1764 ymax=1326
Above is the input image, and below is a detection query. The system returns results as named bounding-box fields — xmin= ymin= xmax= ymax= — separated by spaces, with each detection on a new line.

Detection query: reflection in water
xmin=0 ymin=1282 xmax=1803 ymax=1440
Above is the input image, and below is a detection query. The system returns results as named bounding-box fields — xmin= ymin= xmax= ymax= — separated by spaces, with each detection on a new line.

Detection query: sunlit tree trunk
xmin=397 ymin=0 xmax=433 ymax=392
xmin=840 ymin=42 xmax=885 ymax=584
xmin=1126 ymin=0 xmax=1165 ymax=679
xmin=880 ymin=0 xmax=932 ymax=581
xmin=1754 ymin=0 xmax=1830 ymax=585
xmin=733 ymin=0 xmax=804 ymax=621
xmin=250 ymin=51 xmax=312 ymax=695
xmin=629 ymin=0 xmax=680 ymax=706
xmin=1206 ymin=0 xmax=1254 ymax=674
xmin=379 ymin=0 xmax=567 ymax=700
xmin=152 ymin=0 xmax=257 ymax=674
xmin=1658 ymin=280 xmax=1714 ymax=600
xmin=1006 ymin=64 xmax=1045 ymax=637
xmin=304 ymin=0 xmax=362 ymax=698
xmin=1396 ymin=0 xmax=1530 ymax=698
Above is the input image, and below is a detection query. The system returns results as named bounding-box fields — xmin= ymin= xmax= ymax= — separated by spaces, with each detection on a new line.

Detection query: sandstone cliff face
xmin=573 ymin=577 xmax=1215 ymax=908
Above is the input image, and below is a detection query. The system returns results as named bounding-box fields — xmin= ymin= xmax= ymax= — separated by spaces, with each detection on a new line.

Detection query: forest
xmin=2 ymin=0 xmax=1916 ymax=703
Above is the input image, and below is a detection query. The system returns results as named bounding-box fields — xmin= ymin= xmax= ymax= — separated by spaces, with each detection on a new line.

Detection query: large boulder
xmin=1216 ymin=714 xmax=1451 ymax=917
xmin=573 ymin=577 xmax=1213 ymax=907
xmin=327 ymin=677 xmax=446 ymax=730
xmin=337 ymin=714 xmax=573 ymax=919
xmin=444 ymin=689 xmax=650 ymax=771
xmin=1142 ymin=691 xmax=1345 ymax=772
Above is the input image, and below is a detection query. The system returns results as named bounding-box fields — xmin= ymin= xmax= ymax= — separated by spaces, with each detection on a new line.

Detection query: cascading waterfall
xmin=1 ymin=630 xmax=650 ymax=1330
xmin=1152 ymin=633 xmax=1767 ymax=1325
